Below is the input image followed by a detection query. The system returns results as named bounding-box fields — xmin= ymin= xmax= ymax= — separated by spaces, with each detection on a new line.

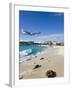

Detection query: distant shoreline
xmin=19 ymin=41 xmax=64 ymax=46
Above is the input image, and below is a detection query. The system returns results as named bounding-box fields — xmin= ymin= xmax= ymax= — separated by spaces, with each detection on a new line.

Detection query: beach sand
xmin=19 ymin=46 xmax=64 ymax=79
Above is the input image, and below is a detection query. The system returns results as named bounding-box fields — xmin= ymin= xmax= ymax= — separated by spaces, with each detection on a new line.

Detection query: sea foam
xmin=19 ymin=48 xmax=32 ymax=57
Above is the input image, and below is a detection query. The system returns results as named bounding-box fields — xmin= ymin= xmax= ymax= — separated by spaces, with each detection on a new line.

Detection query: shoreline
xmin=19 ymin=45 xmax=48 ymax=63
xmin=19 ymin=46 xmax=64 ymax=79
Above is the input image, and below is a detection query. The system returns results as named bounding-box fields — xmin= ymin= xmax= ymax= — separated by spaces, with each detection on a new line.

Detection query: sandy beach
xmin=19 ymin=46 xmax=64 ymax=79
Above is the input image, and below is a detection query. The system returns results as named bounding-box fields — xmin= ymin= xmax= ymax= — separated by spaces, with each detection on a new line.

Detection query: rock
xmin=19 ymin=76 xmax=23 ymax=79
xmin=40 ymin=58 xmax=44 ymax=60
xmin=46 ymin=70 xmax=56 ymax=78
xmin=35 ymin=56 xmax=37 ymax=58
xmin=26 ymin=58 xmax=31 ymax=61
xmin=33 ymin=64 xmax=41 ymax=69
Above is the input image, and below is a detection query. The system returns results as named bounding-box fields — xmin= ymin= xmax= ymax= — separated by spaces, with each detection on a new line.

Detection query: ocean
xmin=19 ymin=45 xmax=47 ymax=62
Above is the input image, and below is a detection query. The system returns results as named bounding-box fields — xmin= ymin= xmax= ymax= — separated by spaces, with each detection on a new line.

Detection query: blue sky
xmin=19 ymin=10 xmax=64 ymax=42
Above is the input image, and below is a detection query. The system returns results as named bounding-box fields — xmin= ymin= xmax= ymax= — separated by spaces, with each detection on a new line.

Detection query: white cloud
xmin=37 ymin=34 xmax=64 ymax=42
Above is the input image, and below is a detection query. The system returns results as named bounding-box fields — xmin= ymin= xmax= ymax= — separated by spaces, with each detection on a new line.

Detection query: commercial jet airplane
xmin=21 ymin=29 xmax=41 ymax=36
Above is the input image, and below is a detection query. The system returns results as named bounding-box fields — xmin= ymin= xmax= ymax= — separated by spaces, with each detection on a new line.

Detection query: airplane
xmin=21 ymin=29 xmax=41 ymax=36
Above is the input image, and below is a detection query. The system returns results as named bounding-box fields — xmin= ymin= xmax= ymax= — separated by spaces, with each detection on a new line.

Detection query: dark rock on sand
xmin=35 ymin=56 xmax=37 ymax=58
xmin=33 ymin=64 xmax=41 ymax=69
xmin=46 ymin=70 xmax=56 ymax=78
xmin=19 ymin=76 xmax=23 ymax=79
xmin=26 ymin=58 xmax=31 ymax=61
xmin=40 ymin=58 xmax=44 ymax=60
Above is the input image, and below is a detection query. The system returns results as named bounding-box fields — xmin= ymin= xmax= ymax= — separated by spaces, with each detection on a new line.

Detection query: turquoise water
xmin=19 ymin=45 xmax=47 ymax=54
xmin=19 ymin=45 xmax=47 ymax=62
